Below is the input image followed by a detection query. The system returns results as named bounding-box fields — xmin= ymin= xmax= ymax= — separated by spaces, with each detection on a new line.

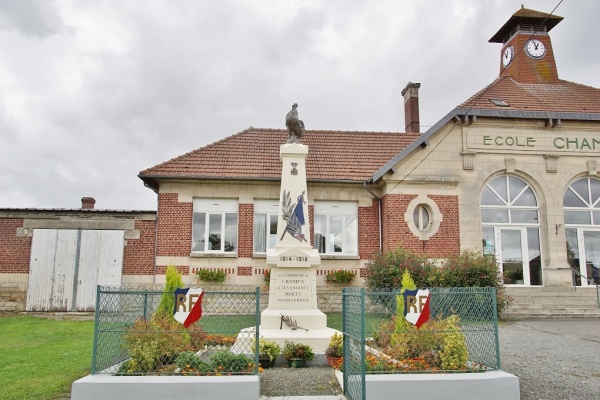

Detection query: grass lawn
xmin=325 ymin=313 xmax=389 ymax=336
xmin=0 ymin=314 xmax=94 ymax=400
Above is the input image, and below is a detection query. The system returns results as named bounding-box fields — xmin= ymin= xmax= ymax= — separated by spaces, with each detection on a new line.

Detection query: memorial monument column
xmin=258 ymin=104 xmax=337 ymax=350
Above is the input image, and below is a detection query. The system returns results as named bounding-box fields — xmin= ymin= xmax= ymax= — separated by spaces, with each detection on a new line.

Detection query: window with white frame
xmin=254 ymin=200 xmax=279 ymax=254
xmin=313 ymin=201 xmax=358 ymax=255
xmin=564 ymin=177 xmax=600 ymax=286
xmin=192 ymin=199 xmax=238 ymax=253
xmin=480 ymin=175 xmax=542 ymax=286
xmin=413 ymin=205 xmax=430 ymax=231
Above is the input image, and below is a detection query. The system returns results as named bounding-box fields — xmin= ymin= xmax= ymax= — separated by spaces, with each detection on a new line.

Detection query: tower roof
xmin=489 ymin=6 xmax=563 ymax=43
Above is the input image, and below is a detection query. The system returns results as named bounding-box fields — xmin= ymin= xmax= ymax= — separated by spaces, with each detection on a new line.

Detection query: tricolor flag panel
xmin=403 ymin=289 xmax=431 ymax=328
xmin=173 ymin=287 xmax=204 ymax=328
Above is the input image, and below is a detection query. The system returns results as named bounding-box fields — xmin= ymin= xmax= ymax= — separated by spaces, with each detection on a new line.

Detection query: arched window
xmin=481 ymin=176 xmax=542 ymax=286
xmin=564 ymin=177 xmax=600 ymax=286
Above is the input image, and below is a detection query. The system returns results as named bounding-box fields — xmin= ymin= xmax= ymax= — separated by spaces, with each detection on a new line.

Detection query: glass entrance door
xmin=498 ymin=229 xmax=527 ymax=285
xmin=566 ymin=228 xmax=600 ymax=286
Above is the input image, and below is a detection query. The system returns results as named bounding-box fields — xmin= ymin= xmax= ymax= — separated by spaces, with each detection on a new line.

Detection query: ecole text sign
xmin=466 ymin=128 xmax=600 ymax=153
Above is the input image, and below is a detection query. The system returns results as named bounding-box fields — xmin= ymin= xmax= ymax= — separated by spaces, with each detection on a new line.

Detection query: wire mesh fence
xmin=342 ymin=287 xmax=500 ymax=376
xmin=92 ymin=285 xmax=260 ymax=376
xmin=342 ymin=287 xmax=366 ymax=400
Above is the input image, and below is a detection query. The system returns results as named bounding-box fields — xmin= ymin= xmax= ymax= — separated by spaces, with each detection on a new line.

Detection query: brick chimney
xmin=402 ymin=82 xmax=421 ymax=134
xmin=81 ymin=197 xmax=96 ymax=209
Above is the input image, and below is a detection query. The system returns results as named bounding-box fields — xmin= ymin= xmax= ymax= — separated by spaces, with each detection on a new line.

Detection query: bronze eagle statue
xmin=285 ymin=103 xmax=305 ymax=143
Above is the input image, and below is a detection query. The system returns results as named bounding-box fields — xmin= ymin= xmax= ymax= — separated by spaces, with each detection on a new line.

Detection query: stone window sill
xmin=319 ymin=255 xmax=360 ymax=260
xmin=190 ymin=252 xmax=238 ymax=258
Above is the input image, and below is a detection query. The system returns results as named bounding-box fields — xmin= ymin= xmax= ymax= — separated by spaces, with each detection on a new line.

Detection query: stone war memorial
xmin=258 ymin=102 xmax=338 ymax=351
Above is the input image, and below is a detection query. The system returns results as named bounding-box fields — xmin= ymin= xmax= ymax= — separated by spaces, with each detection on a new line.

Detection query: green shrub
xmin=210 ymin=351 xmax=254 ymax=373
xmin=364 ymin=248 xmax=435 ymax=291
xmin=387 ymin=316 xmax=450 ymax=362
xmin=325 ymin=332 xmax=343 ymax=357
xmin=325 ymin=269 xmax=356 ymax=284
xmin=439 ymin=315 xmax=469 ymax=370
xmin=175 ymin=351 xmax=211 ymax=373
xmin=196 ymin=268 xmax=227 ymax=283
xmin=282 ymin=341 xmax=314 ymax=361
xmin=254 ymin=338 xmax=281 ymax=361
xmin=365 ymin=249 xmax=512 ymax=314
xmin=122 ymin=315 xmax=192 ymax=373
xmin=156 ymin=266 xmax=184 ymax=318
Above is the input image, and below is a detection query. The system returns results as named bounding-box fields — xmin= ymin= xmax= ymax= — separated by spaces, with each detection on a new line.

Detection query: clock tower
xmin=490 ymin=6 xmax=563 ymax=84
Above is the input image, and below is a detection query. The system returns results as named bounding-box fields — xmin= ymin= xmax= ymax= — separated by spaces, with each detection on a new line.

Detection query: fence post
xmin=91 ymin=285 xmax=101 ymax=374
xmin=255 ymin=286 xmax=260 ymax=374
xmin=360 ymin=287 xmax=366 ymax=400
xmin=143 ymin=293 xmax=148 ymax=320
xmin=491 ymin=287 xmax=501 ymax=370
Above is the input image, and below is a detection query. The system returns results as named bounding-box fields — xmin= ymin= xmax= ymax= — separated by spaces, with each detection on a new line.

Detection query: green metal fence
xmin=342 ymin=287 xmax=500 ymax=379
xmin=342 ymin=287 xmax=366 ymax=400
xmin=91 ymin=285 xmax=260 ymax=376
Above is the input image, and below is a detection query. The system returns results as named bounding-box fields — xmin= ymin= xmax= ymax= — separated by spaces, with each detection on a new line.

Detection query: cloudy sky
xmin=1 ymin=0 xmax=599 ymax=211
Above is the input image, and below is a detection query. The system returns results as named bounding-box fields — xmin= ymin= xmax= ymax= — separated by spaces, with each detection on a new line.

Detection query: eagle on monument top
xmin=285 ymin=103 xmax=305 ymax=143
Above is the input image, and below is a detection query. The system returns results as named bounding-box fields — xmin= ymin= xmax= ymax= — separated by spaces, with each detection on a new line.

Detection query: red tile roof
xmin=459 ymin=76 xmax=600 ymax=113
xmin=139 ymin=129 xmax=418 ymax=184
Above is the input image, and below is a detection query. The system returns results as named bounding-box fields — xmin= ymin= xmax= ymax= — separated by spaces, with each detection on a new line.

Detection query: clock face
xmin=502 ymin=46 xmax=514 ymax=68
xmin=526 ymin=39 xmax=546 ymax=59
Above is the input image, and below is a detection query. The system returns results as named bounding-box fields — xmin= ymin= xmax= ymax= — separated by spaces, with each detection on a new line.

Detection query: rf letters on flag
xmin=173 ymin=287 xmax=204 ymax=328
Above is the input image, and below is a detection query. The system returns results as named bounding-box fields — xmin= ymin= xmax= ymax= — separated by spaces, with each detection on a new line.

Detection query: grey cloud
xmin=0 ymin=0 xmax=64 ymax=36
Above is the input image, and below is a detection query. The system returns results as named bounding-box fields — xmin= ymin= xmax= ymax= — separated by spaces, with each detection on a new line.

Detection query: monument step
xmin=260 ymin=396 xmax=346 ymax=400
xmin=510 ymin=299 xmax=599 ymax=306
xmin=261 ymin=309 xmax=328 ymax=330
xmin=503 ymin=311 xmax=600 ymax=319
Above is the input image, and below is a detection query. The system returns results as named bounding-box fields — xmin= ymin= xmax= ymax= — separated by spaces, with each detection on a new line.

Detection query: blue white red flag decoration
xmin=403 ymin=289 xmax=431 ymax=328
xmin=173 ymin=287 xmax=204 ymax=328
xmin=280 ymin=190 xmax=307 ymax=242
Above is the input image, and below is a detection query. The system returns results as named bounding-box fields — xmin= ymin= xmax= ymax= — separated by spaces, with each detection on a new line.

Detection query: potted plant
xmin=254 ymin=338 xmax=280 ymax=368
xmin=325 ymin=269 xmax=356 ymax=286
xmin=196 ymin=268 xmax=227 ymax=284
xmin=282 ymin=341 xmax=314 ymax=368
xmin=325 ymin=332 xmax=343 ymax=368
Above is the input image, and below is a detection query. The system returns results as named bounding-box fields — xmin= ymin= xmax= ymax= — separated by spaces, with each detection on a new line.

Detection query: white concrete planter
xmin=71 ymin=374 xmax=260 ymax=400
xmin=335 ymin=369 xmax=519 ymax=400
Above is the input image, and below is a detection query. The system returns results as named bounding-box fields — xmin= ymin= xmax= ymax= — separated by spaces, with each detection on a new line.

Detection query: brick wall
xmin=157 ymin=193 xmax=193 ymax=257
xmin=156 ymin=265 xmax=189 ymax=275
xmin=0 ymin=219 xmax=31 ymax=274
xmin=358 ymin=198 xmax=380 ymax=259
xmin=382 ymin=194 xmax=460 ymax=257
xmin=123 ymin=220 xmax=156 ymax=275
xmin=238 ymin=204 xmax=253 ymax=257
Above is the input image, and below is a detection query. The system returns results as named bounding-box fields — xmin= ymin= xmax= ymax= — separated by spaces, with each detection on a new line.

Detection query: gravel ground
xmin=499 ymin=319 xmax=600 ymax=400
xmin=260 ymin=319 xmax=600 ymax=399
xmin=260 ymin=366 xmax=343 ymax=397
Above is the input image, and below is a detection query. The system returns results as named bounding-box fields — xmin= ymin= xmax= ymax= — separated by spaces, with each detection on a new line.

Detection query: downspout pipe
xmin=363 ymin=179 xmax=383 ymax=253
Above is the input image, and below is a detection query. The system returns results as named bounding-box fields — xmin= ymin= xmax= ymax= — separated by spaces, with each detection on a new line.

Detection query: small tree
xmin=391 ymin=269 xmax=416 ymax=347
xmin=155 ymin=265 xmax=185 ymax=318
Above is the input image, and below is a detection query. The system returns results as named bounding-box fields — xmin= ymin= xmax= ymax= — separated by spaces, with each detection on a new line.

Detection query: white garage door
xmin=26 ymin=229 xmax=124 ymax=311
